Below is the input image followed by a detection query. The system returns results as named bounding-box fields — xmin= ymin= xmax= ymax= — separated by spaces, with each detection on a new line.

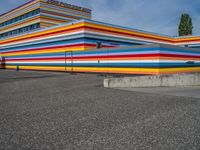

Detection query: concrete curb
xmin=104 ymin=73 xmax=200 ymax=88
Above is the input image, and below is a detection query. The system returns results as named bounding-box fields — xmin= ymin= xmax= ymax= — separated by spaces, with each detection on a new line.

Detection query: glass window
xmin=36 ymin=23 xmax=40 ymax=28
xmin=0 ymin=9 xmax=40 ymax=28
xmin=0 ymin=23 xmax=40 ymax=38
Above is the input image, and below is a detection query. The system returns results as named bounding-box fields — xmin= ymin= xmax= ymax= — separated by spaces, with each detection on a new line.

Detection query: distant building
xmin=0 ymin=0 xmax=91 ymax=38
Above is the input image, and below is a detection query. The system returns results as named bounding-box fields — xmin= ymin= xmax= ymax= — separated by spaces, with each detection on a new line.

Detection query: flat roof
xmin=0 ymin=0 xmax=91 ymax=18
xmin=1 ymin=0 xmax=199 ymax=40
xmin=1 ymin=17 xmax=200 ymax=45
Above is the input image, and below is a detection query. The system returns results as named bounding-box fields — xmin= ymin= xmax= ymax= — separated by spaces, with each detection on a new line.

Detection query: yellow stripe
xmin=2 ymin=19 xmax=200 ymax=46
xmin=5 ymin=66 xmax=159 ymax=73
xmin=0 ymin=17 xmax=40 ymax=34
xmin=6 ymin=65 xmax=66 ymax=71
xmin=41 ymin=5 xmax=91 ymax=18
xmin=40 ymin=17 xmax=68 ymax=25
xmin=2 ymin=47 xmax=85 ymax=57
xmin=41 ymin=1 xmax=91 ymax=14
xmin=84 ymin=22 xmax=174 ymax=42
xmin=0 ymin=22 xmax=84 ymax=45
xmin=159 ymin=67 xmax=200 ymax=73
xmin=0 ymin=1 xmax=40 ymax=22
xmin=40 ymin=22 xmax=57 ymax=26
xmin=5 ymin=65 xmax=200 ymax=75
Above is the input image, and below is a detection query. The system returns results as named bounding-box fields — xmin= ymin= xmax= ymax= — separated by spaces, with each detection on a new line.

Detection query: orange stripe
xmin=0 ymin=22 xmax=84 ymax=45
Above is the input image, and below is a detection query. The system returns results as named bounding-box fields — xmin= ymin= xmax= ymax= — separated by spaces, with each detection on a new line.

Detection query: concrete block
xmin=104 ymin=73 xmax=200 ymax=88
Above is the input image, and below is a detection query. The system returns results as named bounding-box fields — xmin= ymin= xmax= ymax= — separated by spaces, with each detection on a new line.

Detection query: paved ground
xmin=117 ymin=86 xmax=200 ymax=99
xmin=0 ymin=70 xmax=200 ymax=150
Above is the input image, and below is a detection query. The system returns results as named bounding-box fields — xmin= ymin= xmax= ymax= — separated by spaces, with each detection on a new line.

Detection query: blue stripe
xmin=6 ymin=62 xmax=200 ymax=68
xmin=4 ymin=47 xmax=160 ymax=58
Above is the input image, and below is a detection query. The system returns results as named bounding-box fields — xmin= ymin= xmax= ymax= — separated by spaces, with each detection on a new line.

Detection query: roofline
xmin=82 ymin=19 xmax=173 ymax=39
xmin=0 ymin=0 xmax=92 ymax=18
xmin=87 ymin=43 xmax=200 ymax=52
xmin=1 ymin=1 xmax=200 ymax=39
xmin=80 ymin=19 xmax=200 ymax=40
xmin=0 ymin=19 xmax=84 ymax=40
xmin=83 ymin=19 xmax=200 ymax=39
xmin=0 ymin=0 xmax=35 ymax=17
xmin=174 ymin=34 xmax=200 ymax=39
xmin=1 ymin=18 xmax=200 ymax=42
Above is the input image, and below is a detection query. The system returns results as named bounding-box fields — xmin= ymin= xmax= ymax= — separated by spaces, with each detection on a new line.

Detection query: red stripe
xmin=74 ymin=54 xmax=157 ymax=59
xmin=84 ymin=26 xmax=172 ymax=43
xmin=0 ymin=26 xmax=84 ymax=45
xmin=159 ymin=53 xmax=200 ymax=58
xmin=3 ymin=43 xmax=114 ymax=54
xmin=6 ymin=53 xmax=200 ymax=61
xmin=2 ymin=43 xmax=90 ymax=54
xmin=1 ymin=23 xmax=171 ymax=45
xmin=68 ymin=53 xmax=199 ymax=59
xmin=6 ymin=53 xmax=158 ymax=61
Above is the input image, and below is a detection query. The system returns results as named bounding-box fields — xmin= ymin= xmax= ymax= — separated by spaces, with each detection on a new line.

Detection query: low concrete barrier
xmin=104 ymin=73 xmax=200 ymax=88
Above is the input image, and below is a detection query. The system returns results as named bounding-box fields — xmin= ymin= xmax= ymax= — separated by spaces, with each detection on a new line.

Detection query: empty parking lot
xmin=0 ymin=70 xmax=200 ymax=150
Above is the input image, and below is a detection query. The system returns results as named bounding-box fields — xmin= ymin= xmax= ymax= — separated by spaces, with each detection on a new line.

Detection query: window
xmin=96 ymin=42 xmax=102 ymax=49
xmin=36 ymin=23 xmax=40 ymax=28
xmin=0 ymin=23 xmax=40 ymax=38
xmin=0 ymin=9 xmax=40 ymax=28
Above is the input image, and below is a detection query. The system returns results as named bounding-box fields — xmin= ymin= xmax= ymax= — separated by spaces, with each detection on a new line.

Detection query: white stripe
xmin=6 ymin=60 xmax=200 ymax=64
xmin=1 ymin=31 xmax=84 ymax=47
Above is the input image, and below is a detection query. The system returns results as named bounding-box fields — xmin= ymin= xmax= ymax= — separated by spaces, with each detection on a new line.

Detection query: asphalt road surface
xmin=0 ymin=70 xmax=200 ymax=150
xmin=117 ymin=86 xmax=200 ymax=99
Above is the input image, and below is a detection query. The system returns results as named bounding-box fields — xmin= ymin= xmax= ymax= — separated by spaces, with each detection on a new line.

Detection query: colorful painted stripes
xmin=2 ymin=44 xmax=200 ymax=75
xmin=1 ymin=19 xmax=200 ymax=75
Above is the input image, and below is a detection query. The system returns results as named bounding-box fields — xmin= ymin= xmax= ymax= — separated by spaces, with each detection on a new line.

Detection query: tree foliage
xmin=178 ymin=13 xmax=193 ymax=36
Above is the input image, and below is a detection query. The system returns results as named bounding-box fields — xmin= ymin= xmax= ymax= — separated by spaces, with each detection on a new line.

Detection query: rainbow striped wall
xmin=1 ymin=44 xmax=200 ymax=75
xmin=40 ymin=0 xmax=91 ymax=28
xmin=0 ymin=19 xmax=200 ymax=75
xmin=0 ymin=0 xmax=91 ymax=36
xmin=2 ymin=19 xmax=200 ymax=47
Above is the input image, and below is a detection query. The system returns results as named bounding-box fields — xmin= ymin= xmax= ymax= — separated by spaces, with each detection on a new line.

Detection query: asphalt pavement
xmin=117 ymin=86 xmax=200 ymax=99
xmin=0 ymin=70 xmax=200 ymax=150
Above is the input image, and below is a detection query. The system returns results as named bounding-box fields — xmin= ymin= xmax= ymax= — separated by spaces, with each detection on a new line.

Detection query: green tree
xmin=178 ymin=13 xmax=193 ymax=36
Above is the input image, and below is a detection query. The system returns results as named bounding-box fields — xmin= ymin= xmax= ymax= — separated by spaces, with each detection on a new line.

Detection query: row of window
xmin=0 ymin=23 xmax=40 ymax=38
xmin=0 ymin=9 xmax=40 ymax=28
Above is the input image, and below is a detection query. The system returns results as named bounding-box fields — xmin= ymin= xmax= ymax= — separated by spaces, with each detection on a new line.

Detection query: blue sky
xmin=1 ymin=0 xmax=200 ymax=36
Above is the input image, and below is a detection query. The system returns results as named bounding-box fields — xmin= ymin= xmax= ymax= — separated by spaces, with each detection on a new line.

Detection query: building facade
xmin=0 ymin=0 xmax=91 ymax=39
xmin=0 ymin=0 xmax=200 ymax=75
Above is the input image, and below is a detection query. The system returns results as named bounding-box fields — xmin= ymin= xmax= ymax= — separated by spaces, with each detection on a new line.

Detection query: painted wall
xmin=2 ymin=44 xmax=200 ymax=74
xmin=1 ymin=20 xmax=200 ymax=75
xmin=0 ymin=0 xmax=91 ymax=38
